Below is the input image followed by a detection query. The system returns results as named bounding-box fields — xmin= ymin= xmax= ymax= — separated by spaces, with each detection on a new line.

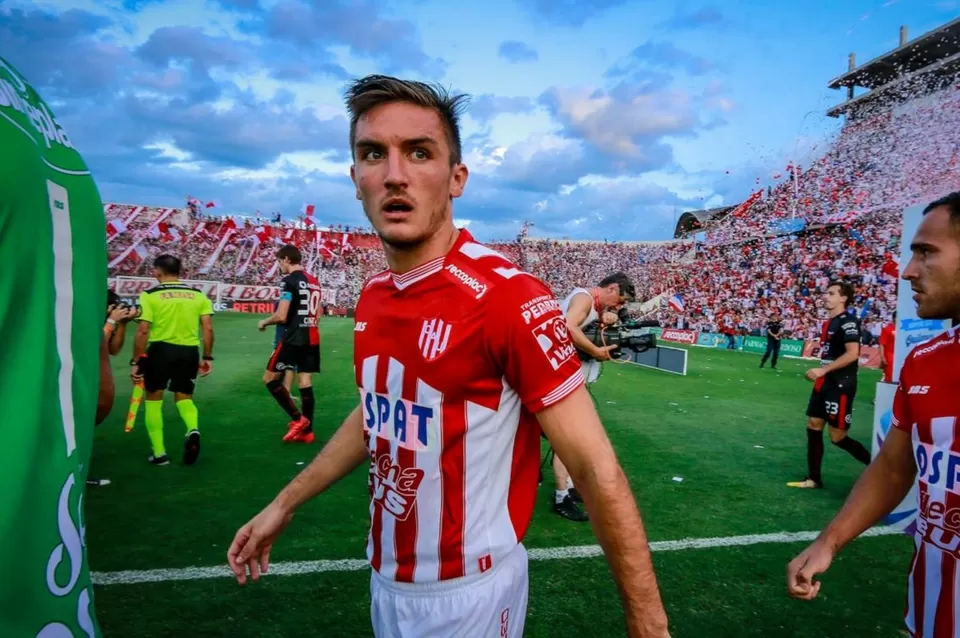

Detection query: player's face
xmin=823 ymin=286 xmax=845 ymax=312
xmin=277 ymin=258 xmax=290 ymax=274
xmin=902 ymin=207 xmax=960 ymax=321
xmin=350 ymin=102 xmax=469 ymax=249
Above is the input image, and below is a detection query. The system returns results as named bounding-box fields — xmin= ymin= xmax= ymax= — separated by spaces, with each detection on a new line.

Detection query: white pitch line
xmin=91 ymin=526 xmax=906 ymax=586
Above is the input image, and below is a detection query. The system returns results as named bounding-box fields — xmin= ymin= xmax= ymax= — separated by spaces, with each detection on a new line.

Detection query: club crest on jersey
xmin=532 ymin=316 xmax=576 ymax=370
xmin=419 ymin=318 xmax=452 ymax=361
xmin=361 ymin=390 xmax=437 ymax=451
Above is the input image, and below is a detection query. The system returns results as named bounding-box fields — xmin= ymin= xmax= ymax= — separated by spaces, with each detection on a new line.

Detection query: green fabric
xmin=0 ymin=56 xmax=106 ymax=637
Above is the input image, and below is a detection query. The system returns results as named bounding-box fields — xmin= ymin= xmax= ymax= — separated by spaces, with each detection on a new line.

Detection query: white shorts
xmin=370 ymin=543 xmax=529 ymax=638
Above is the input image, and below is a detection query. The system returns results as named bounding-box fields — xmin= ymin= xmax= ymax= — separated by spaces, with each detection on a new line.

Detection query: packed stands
xmin=106 ymin=200 xmax=900 ymax=341
xmin=107 ymin=78 xmax=960 ymax=336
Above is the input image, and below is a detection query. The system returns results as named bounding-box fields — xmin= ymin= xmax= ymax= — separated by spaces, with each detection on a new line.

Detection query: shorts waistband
xmin=371 ymin=543 xmax=526 ymax=596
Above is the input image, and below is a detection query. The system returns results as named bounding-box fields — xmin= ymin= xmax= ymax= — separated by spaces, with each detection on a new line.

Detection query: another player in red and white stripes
xmin=787 ymin=193 xmax=960 ymax=638
xmin=228 ymin=75 xmax=670 ymax=638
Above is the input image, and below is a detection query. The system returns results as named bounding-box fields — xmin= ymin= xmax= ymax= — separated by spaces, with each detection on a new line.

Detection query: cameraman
xmin=104 ymin=289 xmax=141 ymax=355
xmin=547 ymin=272 xmax=636 ymax=522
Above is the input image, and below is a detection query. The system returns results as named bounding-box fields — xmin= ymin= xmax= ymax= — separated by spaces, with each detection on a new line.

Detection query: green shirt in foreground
xmin=0 ymin=56 xmax=106 ymax=637
xmin=139 ymin=282 xmax=214 ymax=347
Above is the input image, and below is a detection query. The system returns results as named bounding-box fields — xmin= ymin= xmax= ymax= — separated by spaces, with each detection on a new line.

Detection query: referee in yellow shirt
xmin=131 ymin=254 xmax=215 ymax=466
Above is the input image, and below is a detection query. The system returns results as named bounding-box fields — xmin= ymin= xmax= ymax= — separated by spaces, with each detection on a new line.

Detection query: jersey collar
xmin=390 ymin=229 xmax=474 ymax=291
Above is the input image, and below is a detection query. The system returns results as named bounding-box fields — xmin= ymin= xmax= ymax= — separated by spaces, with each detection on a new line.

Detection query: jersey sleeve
xmin=138 ymin=291 xmax=153 ymax=323
xmin=891 ymin=354 xmax=912 ymax=432
xmin=486 ymin=274 xmax=585 ymax=413
xmin=839 ymin=317 xmax=861 ymax=344
xmin=279 ymin=277 xmax=295 ymax=303
xmin=198 ymin=292 xmax=213 ymax=316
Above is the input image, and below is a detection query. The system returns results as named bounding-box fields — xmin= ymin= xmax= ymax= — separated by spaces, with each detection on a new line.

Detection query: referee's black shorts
xmin=142 ymin=342 xmax=200 ymax=394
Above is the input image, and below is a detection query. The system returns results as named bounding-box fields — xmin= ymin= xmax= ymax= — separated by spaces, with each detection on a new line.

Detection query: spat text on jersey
xmin=362 ymin=390 xmax=436 ymax=451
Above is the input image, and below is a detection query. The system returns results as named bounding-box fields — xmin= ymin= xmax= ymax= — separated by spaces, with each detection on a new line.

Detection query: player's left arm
xmin=487 ymin=277 xmax=669 ymax=638
xmin=538 ymin=391 xmax=669 ymax=637
xmin=199 ymin=296 xmax=215 ymax=375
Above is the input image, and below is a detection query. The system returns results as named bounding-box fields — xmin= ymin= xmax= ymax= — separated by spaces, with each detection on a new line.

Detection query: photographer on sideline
xmin=547 ymin=272 xmax=636 ymax=522
xmin=105 ymin=289 xmax=141 ymax=355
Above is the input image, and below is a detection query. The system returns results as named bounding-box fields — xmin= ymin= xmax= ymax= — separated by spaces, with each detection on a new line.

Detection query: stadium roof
xmin=827 ymin=17 xmax=960 ymax=117
xmin=674 ymin=205 xmax=735 ymax=238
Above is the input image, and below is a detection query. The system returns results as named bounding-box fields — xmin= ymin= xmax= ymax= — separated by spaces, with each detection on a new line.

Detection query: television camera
xmin=578 ymin=309 xmax=659 ymax=361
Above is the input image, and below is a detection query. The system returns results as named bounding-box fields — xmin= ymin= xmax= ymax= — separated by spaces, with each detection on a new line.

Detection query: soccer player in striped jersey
xmin=787 ymin=193 xmax=960 ymax=638
xmin=229 ymin=74 xmax=670 ymax=638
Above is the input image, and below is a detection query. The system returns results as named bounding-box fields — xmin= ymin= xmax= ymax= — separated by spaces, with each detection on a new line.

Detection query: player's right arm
xmin=787 ymin=359 xmax=918 ymax=600
xmin=565 ymin=292 xmax=615 ymax=361
xmin=258 ymin=279 xmax=292 ymax=331
xmin=227 ymin=403 xmax=368 ymax=585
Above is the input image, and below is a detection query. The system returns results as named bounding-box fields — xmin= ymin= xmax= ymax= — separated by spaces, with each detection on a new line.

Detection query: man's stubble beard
xmin=365 ymin=202 xmax=449 ymax=250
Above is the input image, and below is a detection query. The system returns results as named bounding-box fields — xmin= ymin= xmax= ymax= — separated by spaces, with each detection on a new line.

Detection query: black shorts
xmin=267 ymin=342 xmax=320 ymax=374
xmin=806 ymin=380 xmax=857 ymax=430
xmin=142 ymin=342 xmax=199 ymax=394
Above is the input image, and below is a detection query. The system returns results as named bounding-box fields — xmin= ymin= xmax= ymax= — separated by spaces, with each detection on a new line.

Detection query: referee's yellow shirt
xmin=138 ymin=282 xmax=213 ymax=347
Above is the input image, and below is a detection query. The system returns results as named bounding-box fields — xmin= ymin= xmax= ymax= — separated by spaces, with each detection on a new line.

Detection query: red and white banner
xmin=219 ymin=284 xmax=281 ymax=301
xmin=109 ymin=279 xmax=283 ymax=303
xmin=660 ymin=329 xmax=699 ymax=345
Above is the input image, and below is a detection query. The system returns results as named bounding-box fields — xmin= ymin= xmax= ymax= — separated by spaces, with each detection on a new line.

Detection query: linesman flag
xmin=125 ymin=380 xmax=144 ymax=432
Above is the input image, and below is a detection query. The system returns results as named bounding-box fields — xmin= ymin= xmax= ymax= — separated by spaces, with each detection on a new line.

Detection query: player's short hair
xmin=923 ymin=191 xmax=960 ymax=235
xmin=343 ymin=74 xmax=471 ymax=165
xmin=599 ymin=272 xmax=636 ymax=301
xmin=153 ymin=254 xmax=181 ymax=276
xmin=828 ymin=280 xmax=855 ymax=307
xmin=276 ymin=244 xmax=301 ymax=264
xmin=107 ymin=289 xmax=120 ymax=309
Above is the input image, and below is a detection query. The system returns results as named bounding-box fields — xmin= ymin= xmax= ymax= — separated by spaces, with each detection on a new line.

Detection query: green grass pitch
xmin=87 ymin=314 xmax=914 ymax=637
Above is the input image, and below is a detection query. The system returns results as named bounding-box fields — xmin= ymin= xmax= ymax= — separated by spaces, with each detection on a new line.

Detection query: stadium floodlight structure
xmin=827 ymin=18 xmax=960 ymax=120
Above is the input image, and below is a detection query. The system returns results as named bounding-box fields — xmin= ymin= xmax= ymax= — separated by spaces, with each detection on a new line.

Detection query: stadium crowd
xmin=106 ymin=80 xmax=960 ymax=337
xmin=105 ymin=202 xmax=900 ymax=340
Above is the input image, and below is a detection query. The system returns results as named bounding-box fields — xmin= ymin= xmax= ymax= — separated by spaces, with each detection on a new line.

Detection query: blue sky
xmin=2 ymin=0 xmax=956 ymax=240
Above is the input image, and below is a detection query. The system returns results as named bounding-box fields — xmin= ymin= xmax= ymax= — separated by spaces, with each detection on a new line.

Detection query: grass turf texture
xmin=88 ymin=314 xmax=914 ymax=637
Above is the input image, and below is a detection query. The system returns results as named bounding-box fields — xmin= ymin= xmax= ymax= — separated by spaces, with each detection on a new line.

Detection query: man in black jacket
xmin=760 ymin=312 xmax=783 ymax=369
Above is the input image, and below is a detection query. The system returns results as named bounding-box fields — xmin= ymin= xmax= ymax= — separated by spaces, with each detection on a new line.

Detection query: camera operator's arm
xmin=565 ymin=292 xmax=615 ymax=360
xmin=105 ymin=306 xmax=137 ymax=356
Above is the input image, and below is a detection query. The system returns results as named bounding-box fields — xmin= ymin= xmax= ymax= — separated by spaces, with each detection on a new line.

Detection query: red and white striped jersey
xmin=353 ymin=229 xmax=585 ymax=584
xmin=892 ymin=325 xmax=960 ymax=638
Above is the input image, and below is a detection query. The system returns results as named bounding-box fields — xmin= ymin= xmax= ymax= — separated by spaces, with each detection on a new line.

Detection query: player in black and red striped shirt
xmin=788 ymin=280 xmax=872 ymax=489
xmin=258 ymin=244 xmax=323 ymax=443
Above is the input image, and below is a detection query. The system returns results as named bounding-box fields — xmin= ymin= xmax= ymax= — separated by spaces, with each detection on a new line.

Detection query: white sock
xmin=555 ymin=489 xmax=569 ymax=504
xmin=566 ymin=477 xmax=575 ymax=490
